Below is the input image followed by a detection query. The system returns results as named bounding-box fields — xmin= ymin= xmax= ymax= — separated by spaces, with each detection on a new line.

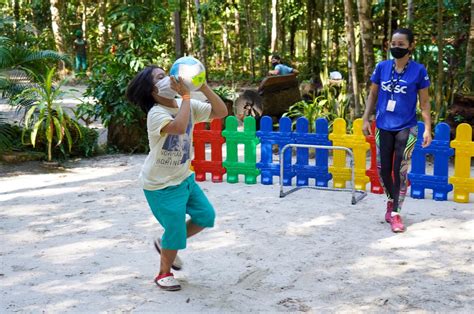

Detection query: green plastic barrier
xmin=222 ymin=116 xmax=260 ymax=184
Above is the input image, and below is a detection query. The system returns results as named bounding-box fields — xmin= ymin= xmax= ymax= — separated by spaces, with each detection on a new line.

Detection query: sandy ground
xmin=1 ymin=154 xmax=473 ymax=313
xmin=1 ymin=84 xmax=473 ymax=312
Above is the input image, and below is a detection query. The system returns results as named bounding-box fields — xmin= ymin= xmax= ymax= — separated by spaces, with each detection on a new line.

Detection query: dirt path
xmin=1 ymin=154 xmax=473 ymax=312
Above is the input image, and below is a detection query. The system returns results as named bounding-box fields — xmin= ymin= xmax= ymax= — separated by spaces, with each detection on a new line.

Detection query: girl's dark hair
xmin=392 ymin=28 xmax=415 ymax=44
xmin=126 ymin=65 xmax=163 ymax=114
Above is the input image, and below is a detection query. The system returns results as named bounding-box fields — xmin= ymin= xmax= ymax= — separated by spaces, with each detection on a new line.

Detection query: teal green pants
xmin=75 ymin=55 xmax=87 ymax=72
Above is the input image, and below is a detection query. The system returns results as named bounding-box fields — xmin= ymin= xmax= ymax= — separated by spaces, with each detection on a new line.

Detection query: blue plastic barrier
xmin=293 ymin=117 xmax=333 ymax=187
xmin=409 ymin=122 xmax=454 ymax=200
xmin=256 ymin=116 xmax=294 ymax=185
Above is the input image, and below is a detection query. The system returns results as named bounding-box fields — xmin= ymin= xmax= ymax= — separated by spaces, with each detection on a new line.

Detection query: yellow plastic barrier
xmin=449 ymin=123 xmax=474 ymax=203
xmin=329 ymin=118 xmax=370 ymax=190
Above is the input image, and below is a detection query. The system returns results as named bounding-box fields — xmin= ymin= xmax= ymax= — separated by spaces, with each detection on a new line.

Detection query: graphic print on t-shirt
xmin=380 ymin=79 xmax=408 ymax=94
xmin=161 ymin=114 xmax=192 ymax=166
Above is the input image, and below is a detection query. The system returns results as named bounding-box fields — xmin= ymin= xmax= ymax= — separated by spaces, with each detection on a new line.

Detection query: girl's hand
xmin=197 ymin=82 xmax=209 ymax=92
xmin=170 ymin=76 xmax=190 ymax=97
xmin=422 ymin=129 xmax=432 ymax=148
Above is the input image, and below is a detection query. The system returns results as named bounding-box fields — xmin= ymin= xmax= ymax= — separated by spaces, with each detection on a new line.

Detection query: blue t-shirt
xmin=370 ymin=59 xmax=430 ymax=131
xmin=275 ymin=64 xmax=294 ymax=75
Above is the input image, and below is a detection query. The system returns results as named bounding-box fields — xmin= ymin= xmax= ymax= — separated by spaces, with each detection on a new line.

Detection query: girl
xmin=126 ymin=65 xmax=227 ymax=290
xmin=362 ymin=29 xmax=432 ymax=233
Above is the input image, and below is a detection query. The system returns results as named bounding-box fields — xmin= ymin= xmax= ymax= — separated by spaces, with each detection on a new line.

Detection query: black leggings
xmin=376 ymin=127 xmax=417 ymax=212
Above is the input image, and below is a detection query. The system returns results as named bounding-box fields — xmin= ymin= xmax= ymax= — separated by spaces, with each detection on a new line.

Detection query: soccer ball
xmin=170 ymin=56 xmax=206 ymax=91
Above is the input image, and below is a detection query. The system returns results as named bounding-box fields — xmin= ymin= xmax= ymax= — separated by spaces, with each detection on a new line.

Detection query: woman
xmin=126 ymin=65 xmax=227 ymax=291
xmin=362 ymin=28 xmax=432 ymax=233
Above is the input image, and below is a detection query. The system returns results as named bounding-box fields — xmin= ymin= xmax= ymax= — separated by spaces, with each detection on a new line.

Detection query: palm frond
xmin=21 ymin=50 xmax=70 ymax=66
xmin=0 ymin=112 xmax=14 ymax=152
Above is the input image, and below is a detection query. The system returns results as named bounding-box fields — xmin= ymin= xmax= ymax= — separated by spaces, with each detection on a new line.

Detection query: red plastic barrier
xmin=365 ymin=121 xmax=384 ymax=194
xmin=192 ymin=119 xmax=226 ymax=182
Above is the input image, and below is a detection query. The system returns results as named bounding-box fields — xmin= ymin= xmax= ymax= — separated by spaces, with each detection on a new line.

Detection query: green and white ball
xmin=170 ymin=56 xmax=206 ymax=91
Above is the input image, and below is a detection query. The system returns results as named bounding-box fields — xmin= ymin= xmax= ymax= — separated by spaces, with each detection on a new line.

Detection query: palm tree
xmin=0 ymin=36 xmax=70 ymax=100
xmin=18 ymin=67 xmax=81 ymax=162
xmin=0 ymin=34 xmax=69 ymax=152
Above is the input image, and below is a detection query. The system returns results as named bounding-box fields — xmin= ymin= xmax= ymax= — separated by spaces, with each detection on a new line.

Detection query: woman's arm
xmin=418 ymin=87 xmax=432 ymax=148
xmin=362 ymin=83 xmax=379 ymax=135
xmin=161 ymin=77 xmax=191 ymax=135
xmin=198 ymin=84 xmax=228 ymax=119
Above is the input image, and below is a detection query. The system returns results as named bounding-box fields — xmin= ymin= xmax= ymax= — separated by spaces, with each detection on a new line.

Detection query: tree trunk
xmin=279 ymin=3 xmax=286 ymax=56
xmin=271 ymin=0 xmax=278 ymax=53
xmin=174 ymin=4 xmax=184 ymax=59
xmin=332 ymin=0 xmax=340 ymax=70
xmin=50 ymin=0 xmax=65 ymax=53
xmin=264 ymin=0 xmax=271 ymax=74
xmin=289 ymin=19 xmax=297 ymax=58
xmin=187 ymin=0 xmax=195 ymax=54
xmin=234 ymin=5 xmax=241 ymax=69
xmin=344 ymin=0 xmax=360 ymax=116
xmin=50 ymin=0 xmax=66 ymax=73
xmin=357 ymin=0 xmax=375 ymax=89
xmin=386 ymin=0 xmax=392 ymax=59
xmin=245 ymin=1 xmax=256 ymax=80
xmin=97 ymin=0 xmax=107 ymax=52
xmin=435 ymin=0 xmax=444 ymax=121
xmin=306 ymin=0 xmax=314 ymax=79
xmin=465 ymin=1 xmax=474 ymax=90
xmin=313 ymin=0 xmax=324 ymax=84
xmin=397 ymin=0 xmax=403 ymax=28
xmin=13 ymin=0 xmax=20 ymax=25
xmin=81 ymin=0 xmax=87 ymax=37
xmin=48 ymin=140 xmax=52 ymax=162
xmin=406 ymin=0 xmax=414 ymax=28
xmin=325 ymin=0 xmax=331 ymax=73
xmin=222 ymin=8 xmax=231 ymax=67
xmin=194 ymin=0 xmax=207 ymax=70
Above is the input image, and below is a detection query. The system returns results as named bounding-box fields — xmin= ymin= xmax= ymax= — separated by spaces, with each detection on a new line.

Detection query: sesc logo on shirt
xmin=380 ymin=80 xmax=408 ymax=94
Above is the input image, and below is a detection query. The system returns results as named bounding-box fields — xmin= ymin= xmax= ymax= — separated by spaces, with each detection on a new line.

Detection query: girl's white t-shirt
xmin=139 ymin=99 xmax=211 ymax=190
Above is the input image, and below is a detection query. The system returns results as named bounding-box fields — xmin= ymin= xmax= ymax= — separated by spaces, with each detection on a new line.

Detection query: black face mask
xmin=271 ymin=61 xmax=278 ymax=67
xmin=390 ymin=47 xmax=410 ymax=59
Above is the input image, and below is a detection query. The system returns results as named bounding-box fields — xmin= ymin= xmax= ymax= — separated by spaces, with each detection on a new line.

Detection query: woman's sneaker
xmin=154 ymin=273 xmax=181 ymax=291
xmin=390 ymin=214 xmax=405 ymax=233
xmin=385 ymin=201 xmax=394 ymax=223
xmin=154 ymin=238 xmax=183 ymax=270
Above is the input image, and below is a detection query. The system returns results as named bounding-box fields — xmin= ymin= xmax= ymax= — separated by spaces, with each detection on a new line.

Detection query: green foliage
xmin=84 ymin=54 xmax=144 ymax=129
xmin=74 ymin=101 xmax=101 ymax=127
xmin=453 ymin=114 xmax=465 ymax=123
xmin=107 ymin=3 xmax=172 ymax=68
xmin=82 ymin=3 xmax=176 ymax=152
xmin=4 ymin=122 xmax=25 ymax=151
xmin=0 ymin=112 xmax=14 ymax=152
xmin=67 ymin=124 xmax=98 ymax=158
xmin=283 ymin=82 xmax=350 ymax=132
xmin=284 ymin=98 xmax=325 ymax=133
xmin=0 ymin=29 xmax=70 ymax=107
xmin=2 ymin=0 xmax=470 ymax=153
xmin=212 ymin=85 xmax=238 ymax=102
xmin=7 ymin=120 xmax=98 ymax=160
xmin=15 ymin=67 xmax=81 ymax=161
xmin=411 ymin=0 xmax=471 ymax=118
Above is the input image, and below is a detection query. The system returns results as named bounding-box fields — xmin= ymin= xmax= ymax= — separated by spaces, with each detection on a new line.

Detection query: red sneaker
xmin=385 ymin=201 xmax=394 ymax=223
xmin=154 ymin=273 xmax=181 ymax=291
xmin=390 ymin=214 xmax=405 ymax=233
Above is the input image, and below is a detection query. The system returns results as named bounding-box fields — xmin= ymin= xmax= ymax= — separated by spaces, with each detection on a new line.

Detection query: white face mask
xmin=155 ymin=76 xmax=178 ymax=99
